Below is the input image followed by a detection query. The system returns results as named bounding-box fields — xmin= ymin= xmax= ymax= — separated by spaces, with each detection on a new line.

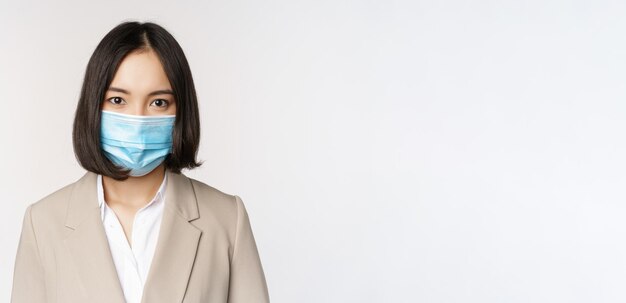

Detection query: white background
xmin=2 ymin=0 xmax=626 ymax=302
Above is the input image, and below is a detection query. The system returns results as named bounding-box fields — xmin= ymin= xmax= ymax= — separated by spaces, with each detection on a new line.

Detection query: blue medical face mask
xmin=100 ymin=110 xmax=176 ymax=177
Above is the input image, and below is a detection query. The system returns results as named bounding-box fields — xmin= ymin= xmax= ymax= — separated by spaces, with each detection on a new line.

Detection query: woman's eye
xmin=107 ymin=97 xmax=125 ymax=105
xmin=151 ymin=99 xmax=169 ymax=108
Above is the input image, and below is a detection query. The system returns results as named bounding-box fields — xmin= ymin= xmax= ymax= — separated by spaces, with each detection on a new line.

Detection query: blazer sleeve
xmin=11 ymin=204 xmax=46 ymax=303
xmin=227 ymin=195 xmax=270 ymax=303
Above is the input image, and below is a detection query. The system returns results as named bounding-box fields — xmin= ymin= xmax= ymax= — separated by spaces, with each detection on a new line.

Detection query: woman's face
xmin=102 ymin=49 xmax=176 ymax=116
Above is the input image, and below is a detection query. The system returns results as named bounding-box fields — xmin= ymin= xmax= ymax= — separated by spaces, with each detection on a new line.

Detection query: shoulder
xmin=27 ymin=179 xmax=77 ymax=222
xmin=19 ymin=174 xmax=84 ymax=236
xmin=182 ymin=174 xmax=247 ymax=232
xmin=186 ymin=175 xmax=240 ymax=213
xmin=187 ymin=176 xmax=236 ymax=202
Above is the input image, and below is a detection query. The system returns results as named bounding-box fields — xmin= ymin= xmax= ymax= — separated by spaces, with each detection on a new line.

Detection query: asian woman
xmin=11 ymin=21 xmax=270 ymax=303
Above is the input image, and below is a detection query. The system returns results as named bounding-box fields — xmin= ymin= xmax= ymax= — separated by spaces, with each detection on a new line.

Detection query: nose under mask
xmin=99 ymin=110 xmax=175 ymax=177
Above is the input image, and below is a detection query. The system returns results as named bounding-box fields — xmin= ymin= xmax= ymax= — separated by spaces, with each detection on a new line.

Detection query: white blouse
xmin=96 ymin=173 xmax=167 ymax=303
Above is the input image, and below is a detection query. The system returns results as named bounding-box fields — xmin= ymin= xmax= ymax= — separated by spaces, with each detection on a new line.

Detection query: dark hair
xmin=73 ymin=21 xmax=203 ymax=180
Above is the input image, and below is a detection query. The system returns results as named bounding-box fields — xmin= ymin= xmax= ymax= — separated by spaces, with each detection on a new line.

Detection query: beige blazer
xmin=11 ymin=170 xmax=270 ymax=303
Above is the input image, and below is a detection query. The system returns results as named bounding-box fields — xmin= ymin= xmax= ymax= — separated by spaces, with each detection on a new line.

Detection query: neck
xmin=102 ymin=164 xmax=166 ymax=209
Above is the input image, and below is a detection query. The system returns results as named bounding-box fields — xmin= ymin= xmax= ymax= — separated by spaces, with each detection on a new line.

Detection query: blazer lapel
xmin=140 ymin=170 xmax=201 ymax=303
xmin=63 ymin=170 xmax=202 ymax=303
xmin=63 ymin=171 xmax=126 ymax=302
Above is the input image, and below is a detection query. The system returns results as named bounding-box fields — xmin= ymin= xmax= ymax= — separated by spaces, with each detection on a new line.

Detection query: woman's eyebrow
xmin=108 ymin=86 xmax=174 ymax=96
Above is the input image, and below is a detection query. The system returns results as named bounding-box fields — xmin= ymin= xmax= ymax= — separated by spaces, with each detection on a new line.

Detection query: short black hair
xmin=73 ymin=21 xmax=203 ymax=180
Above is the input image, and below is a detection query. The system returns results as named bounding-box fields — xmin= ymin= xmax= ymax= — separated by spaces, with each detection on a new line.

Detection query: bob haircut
xmin=73 ymin=21 xmax=203 ymax=181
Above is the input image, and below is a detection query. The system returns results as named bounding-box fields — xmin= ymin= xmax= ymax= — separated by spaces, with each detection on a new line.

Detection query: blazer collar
xmin=63 ymin=169 xmax=202 ymax=303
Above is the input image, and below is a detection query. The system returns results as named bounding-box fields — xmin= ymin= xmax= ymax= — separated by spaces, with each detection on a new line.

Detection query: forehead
xmin=109 ymin=49 xmax=171 ymax=92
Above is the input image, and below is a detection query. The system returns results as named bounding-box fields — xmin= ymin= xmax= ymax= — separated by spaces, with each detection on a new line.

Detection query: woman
xmin=11 ymin=21 xmax=270 ymax=303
